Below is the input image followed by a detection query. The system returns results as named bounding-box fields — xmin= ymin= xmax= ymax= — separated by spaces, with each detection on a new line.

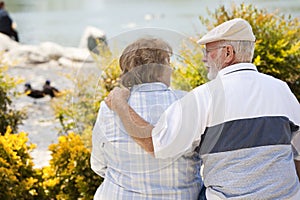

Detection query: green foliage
xmin=96 ymin=58 xmax=121 ymax=100
xmin=200 ymin=3 xmax=300 ymax=100
xmin=42 ymin=133 xmax=103 ymax=200
xmin=51 ymin=74 xmax=100 ymax=148
xmin=0 ymin=127 xmax=46 ymax=199
xmin=52 ymin=49 xmax=121 ymax=148
xmin=53 ymin=46 xmax=121 ymax=143
xmin=172 ymin=41 xmax=207 ymax=90
xmin=0 ymin=65 xmax=26 ymax=135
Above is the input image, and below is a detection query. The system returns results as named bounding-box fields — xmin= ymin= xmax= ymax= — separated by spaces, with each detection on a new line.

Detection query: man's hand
xmin=104 ymin=86 xmax=154 ymax=154
xmin=105 ymin=87 xmax=130 ymax=112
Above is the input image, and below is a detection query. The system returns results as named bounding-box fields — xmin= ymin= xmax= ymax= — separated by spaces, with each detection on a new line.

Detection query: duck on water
xmin=24 ymin=80 xmax=61 ymax=101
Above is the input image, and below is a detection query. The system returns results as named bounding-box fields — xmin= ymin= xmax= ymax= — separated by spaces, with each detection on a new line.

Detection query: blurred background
xmin=1 ymin=1 xmax=299 ymax=198
xmin=6 ymin=0 xmax=300 ymax=47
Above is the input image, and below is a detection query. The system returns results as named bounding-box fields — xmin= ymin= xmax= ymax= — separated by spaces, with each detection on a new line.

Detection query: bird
xmin=24 ymin=83 xmax=46 ymax=99
xmin=43 ymin=80 xmax=60 ymax=98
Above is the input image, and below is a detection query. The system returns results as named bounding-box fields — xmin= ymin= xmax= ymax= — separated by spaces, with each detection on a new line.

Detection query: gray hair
xmin=119 ymin=37 xmax=173 ymax=88
xmin=121 ymin=63 xmax=172 ymax=88
xmin=221 ymin=40 xmax=255 ymax=63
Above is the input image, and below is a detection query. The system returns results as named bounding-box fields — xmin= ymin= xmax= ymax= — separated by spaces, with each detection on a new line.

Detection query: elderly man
xmin=105 ymin=18 xmax=300 ymax=199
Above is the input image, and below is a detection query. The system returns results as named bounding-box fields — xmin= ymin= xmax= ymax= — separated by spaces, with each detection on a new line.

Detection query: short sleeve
xmin=283 ymin=83 xmax=300 ymax=161
xmin=91 ymin=101 xmax=112 ymax=177
xmin=152 ymin=88 xmax=210 ymax=159
xmin=91 ymin=136 xmax=107 ymax=178
xmin=292 ymin=129 xmax=300 ymax=161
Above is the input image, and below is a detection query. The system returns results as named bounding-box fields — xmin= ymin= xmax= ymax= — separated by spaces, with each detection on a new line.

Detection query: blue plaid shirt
xmin=91 ymin=82 xmax=202 ymax=199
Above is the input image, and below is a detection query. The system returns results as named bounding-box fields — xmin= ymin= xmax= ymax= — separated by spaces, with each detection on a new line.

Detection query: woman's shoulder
xmin=171 ymin=89 xmax=188 ymax=99
xmin=96 ymin=101 xmax=114 ymax=120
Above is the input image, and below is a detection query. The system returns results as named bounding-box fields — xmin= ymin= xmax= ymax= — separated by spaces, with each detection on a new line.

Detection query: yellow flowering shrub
xmin=0 ymin=127 xmax=46 ymax=199
xmin=42 ymin=133 xmax=103 ymax=200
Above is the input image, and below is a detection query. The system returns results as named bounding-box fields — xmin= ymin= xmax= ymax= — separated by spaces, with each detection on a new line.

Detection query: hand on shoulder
xmin=105 ymin=87 xmax=130 ymax=112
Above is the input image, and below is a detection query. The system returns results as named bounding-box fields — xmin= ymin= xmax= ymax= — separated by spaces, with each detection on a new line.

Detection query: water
xmin=6 ymin=0 xmax=300 ymax=47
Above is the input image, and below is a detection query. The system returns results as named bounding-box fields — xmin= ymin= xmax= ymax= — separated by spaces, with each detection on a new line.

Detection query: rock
xmin=63 ymin=47 xmax=94 ymax=63
xmin=37 ymin=42 xmax=65 ymax=60
xmin=58 ymin=57 xmax=84 ymax=68
xmin=58 ymin=56 xmax=97 ymax=69
xmin=0 ymin=32 xmax=20 ymax=51
xmin=5 ymin=44 xmax=49 ymax=64
xmin=79 ymin=26 xmax=108 ymax=54
xmin=3 ymin=42 xmax=94 ymax=66
xmin=1 ymin=30 xmax=99 ymax=67
xmin=28 ymin=52 xmax=50 ymax=64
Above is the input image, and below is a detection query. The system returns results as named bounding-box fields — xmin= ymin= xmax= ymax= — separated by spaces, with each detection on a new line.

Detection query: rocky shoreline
xmin=2 ymin=26 xmax=105 ymax=168
xmin=0 ymin=26 xmax=103 ymax=68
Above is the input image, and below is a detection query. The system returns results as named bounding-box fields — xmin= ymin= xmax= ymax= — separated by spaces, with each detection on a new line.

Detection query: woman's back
xmin=92 ymin=83 xmax=202 ymax=199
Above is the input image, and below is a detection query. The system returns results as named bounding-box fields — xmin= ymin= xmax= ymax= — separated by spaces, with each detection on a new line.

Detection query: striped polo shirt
xmin=153 ymin=63 xmax=300 ymax=199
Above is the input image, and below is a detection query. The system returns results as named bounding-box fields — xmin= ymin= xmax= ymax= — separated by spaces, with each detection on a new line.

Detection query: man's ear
xmin=224 ymin=45 xmax=235 ymax=64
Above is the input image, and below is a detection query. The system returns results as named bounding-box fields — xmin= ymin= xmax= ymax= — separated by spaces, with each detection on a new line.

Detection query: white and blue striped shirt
xmin=91 ymin=82 xmax=202 ymax=199
xmin=152 ymin=64 xmax=300 ymax=199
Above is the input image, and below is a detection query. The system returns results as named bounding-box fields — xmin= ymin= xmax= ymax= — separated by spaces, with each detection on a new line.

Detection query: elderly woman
xmin=91 ymin=38 xmax=203 ymax=199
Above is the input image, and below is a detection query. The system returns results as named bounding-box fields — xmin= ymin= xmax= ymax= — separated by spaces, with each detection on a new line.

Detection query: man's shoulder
xmin=257 ymin=72 xmax=290 ymax=91
xmin=192 ymin=82 xmax=214 ymax=95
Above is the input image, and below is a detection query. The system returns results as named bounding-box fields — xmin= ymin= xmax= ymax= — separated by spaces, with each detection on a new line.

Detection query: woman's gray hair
xmin=121 ymin=63 xmax=172 ymax=88
xmin=221 ymin=40 xmax=255 ymax=63
xmin=119 ymin=37 xmax=173 ymax=88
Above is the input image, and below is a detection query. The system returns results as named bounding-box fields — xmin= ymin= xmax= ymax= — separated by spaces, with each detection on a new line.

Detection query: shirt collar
xmin=218 ymin=63 xmax=258 ymax=77
xmin=131 ymin=82 xmax=169 ymax=92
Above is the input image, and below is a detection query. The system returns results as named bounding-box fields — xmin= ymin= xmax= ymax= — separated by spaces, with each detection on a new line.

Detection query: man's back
xmin=199 ymin=63 xmax=300 ymax=199
xmin=0 ymin=9 xmax=12 ymax=32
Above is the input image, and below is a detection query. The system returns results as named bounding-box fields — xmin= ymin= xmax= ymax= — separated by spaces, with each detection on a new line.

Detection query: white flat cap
xmin=197 ymin=18 xmax=255 ymax=45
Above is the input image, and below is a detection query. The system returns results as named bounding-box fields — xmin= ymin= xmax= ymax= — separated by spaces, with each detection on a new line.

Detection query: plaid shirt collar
xmin=131 ymin=82 xmax=169 ymax=92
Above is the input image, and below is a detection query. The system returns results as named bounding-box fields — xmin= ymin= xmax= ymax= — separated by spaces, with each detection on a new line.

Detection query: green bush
xmin=52 ymin=51 xmax=121 ymax=148
xmin=171 ymin=41 xmax=208 ymax=91
xmin=200 ymin=3 xmax=300 ymax=100
xmin=51 ymin=73 xmax=99 ymax=147
xmin=0 ymin=65 xmax=26 ymax=135
xmin=0 ymin=127 xmax=46 ymax=199
xmin=42 ymin=133 xmax=103 ymax=200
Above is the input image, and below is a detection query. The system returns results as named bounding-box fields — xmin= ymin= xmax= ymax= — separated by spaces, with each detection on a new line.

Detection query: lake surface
xmin=6 ymin=0 xmax=300 ymax=47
